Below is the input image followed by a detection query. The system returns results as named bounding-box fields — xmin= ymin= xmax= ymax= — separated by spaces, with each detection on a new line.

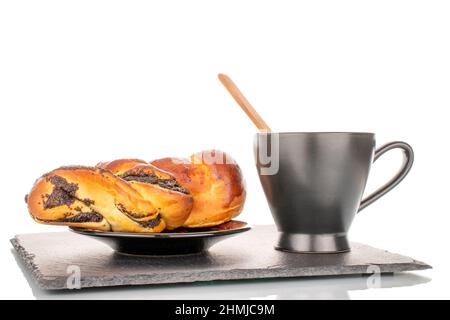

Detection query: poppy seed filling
xmin=38 ymin=212 xmax=104 ymax=224
xmin=120 ymin=173 xmax=189 ymax=194
xmin=55 ymin=212 xmax=103 ymax=223
xmin=137 ymin=214 xmax=162 ymax=228
xmin=43 ymin=176 xmax=78 ymax=209
xmin=42 ymin=175 xmax=95 ymax=209
xmin=116 ymin=203 xmax=162 ymax=228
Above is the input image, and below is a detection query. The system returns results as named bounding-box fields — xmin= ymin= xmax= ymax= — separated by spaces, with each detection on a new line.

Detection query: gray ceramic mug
xmin=254 ymin=132 xmax=414 ymax=253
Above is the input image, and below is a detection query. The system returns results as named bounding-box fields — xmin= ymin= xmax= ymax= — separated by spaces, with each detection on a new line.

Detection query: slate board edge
xmin=10 ymin=237 xmax=53 ymax=290
xmin=10 ymin=234 xmax=431 ymax=291
xmin=56 ymin=263 xmax=432 ymax=291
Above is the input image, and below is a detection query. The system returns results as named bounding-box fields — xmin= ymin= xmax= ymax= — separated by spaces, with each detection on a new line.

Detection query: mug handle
xmin=358 ymin=141 xmax=414 ymax=212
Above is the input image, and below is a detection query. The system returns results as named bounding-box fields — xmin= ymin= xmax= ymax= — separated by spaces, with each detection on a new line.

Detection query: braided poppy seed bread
xmin=151 ymin=150 xmax=246 ymax=228
xmin=26 ymin=150 xmax=246 ymax=232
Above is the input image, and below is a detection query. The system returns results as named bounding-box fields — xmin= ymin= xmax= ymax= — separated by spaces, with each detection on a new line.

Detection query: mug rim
xmin=256 ymin=132 xmax=375 ymax=136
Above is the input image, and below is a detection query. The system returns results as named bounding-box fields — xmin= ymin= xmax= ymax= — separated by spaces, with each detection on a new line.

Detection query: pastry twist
xmin=26 ymin=167 xmax=167 ymax=232
xmin=96 ymin=161 xmax=193 ymax=230
xmin=152 ymin=150 xmax=246 ymax=228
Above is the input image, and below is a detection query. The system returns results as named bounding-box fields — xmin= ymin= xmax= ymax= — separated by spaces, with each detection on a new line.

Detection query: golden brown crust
xmin=151 ymin=150 xmax=246 ymax=228
xmin=96 ymin=159 xmax=147 ymax=175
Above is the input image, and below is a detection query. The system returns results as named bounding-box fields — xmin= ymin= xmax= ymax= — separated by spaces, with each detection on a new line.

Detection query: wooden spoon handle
xmin=218 ymin=73 xmax=272 ymax=132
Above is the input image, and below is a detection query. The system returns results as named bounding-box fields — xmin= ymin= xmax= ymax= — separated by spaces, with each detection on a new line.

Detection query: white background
xmin=0 ymin=0 xmax=449 ymax=299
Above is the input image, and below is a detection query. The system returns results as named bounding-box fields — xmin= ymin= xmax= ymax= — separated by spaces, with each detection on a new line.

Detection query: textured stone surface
xmin=11 ymin=225 xmax=431 ymax=290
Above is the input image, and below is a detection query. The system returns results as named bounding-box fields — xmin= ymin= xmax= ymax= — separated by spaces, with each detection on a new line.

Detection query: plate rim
xmin=69 ymin=220 xmax=251 ymax=238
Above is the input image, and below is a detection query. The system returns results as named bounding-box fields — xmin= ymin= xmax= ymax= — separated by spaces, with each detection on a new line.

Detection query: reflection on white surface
xmin=12 ymin=249 xmax=430 ymax=300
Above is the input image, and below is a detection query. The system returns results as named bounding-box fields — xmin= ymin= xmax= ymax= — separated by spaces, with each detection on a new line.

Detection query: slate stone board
xmin=11 ymin=225 xmax=431 ymax=290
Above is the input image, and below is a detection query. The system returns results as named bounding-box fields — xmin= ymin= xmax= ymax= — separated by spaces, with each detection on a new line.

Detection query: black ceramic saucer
xmin=70 ymin=220 xmax=250 ymax=256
